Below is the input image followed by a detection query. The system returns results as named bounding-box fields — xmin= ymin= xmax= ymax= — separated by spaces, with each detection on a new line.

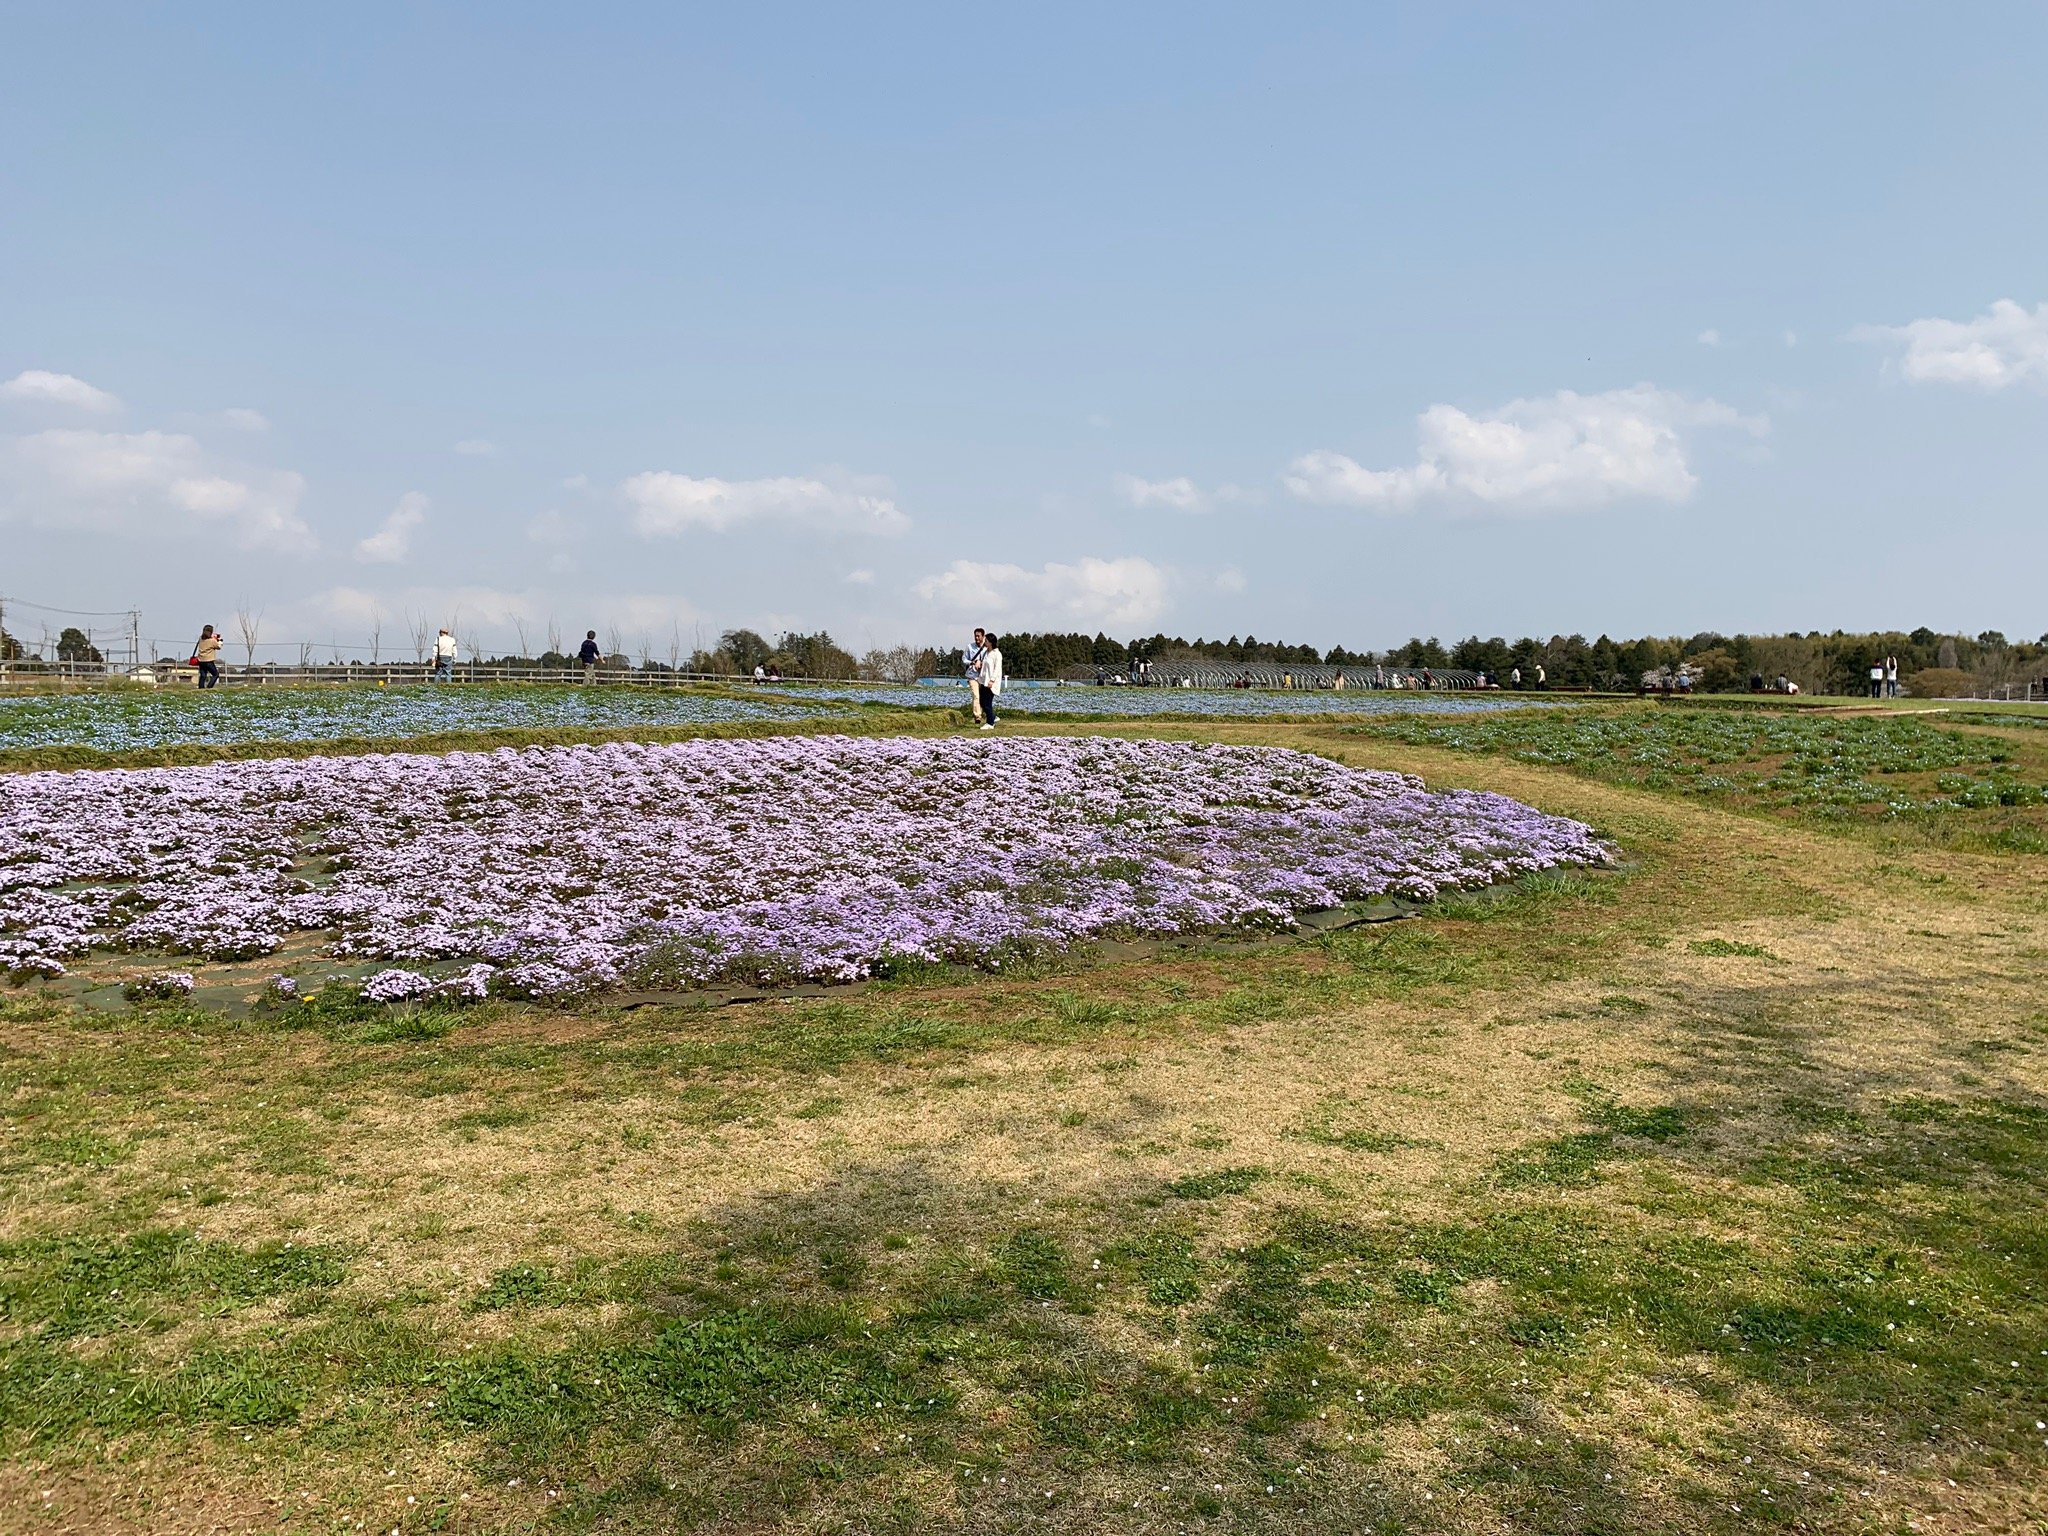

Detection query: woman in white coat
xmin=976 ymin=632 xmax=1004 ymax=729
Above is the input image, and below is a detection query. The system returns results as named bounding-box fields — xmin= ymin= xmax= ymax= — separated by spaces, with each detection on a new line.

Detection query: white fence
xmin=0 ymin=659 xmax=881 ymax=691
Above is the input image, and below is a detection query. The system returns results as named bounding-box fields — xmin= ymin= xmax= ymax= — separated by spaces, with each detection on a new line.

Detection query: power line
xmin=0 ymin=594 xmax=143 ymax=666
xmin=0 ymin=594 xmax=141 ymax=618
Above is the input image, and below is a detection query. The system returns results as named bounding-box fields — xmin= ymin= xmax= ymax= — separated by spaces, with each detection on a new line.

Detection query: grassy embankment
xmin=2 ymin=704 xmax=2045 ymax=1534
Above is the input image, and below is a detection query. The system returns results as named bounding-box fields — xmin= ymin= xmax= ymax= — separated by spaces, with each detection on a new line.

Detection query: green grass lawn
xmin=2 ymin=710 xmax=2045 ymax=1534
xmin=1352 ymin=700 xmax=2048 ymax=853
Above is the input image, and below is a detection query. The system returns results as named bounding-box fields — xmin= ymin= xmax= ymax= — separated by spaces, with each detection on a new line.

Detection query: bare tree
xmin=1974 ymin=641 xmax=2022 ymax=696
xmin=298 ymin=641 xmax=312 ymax=669
xmin=512 ymin=616 xmax=532 ymax=661
xmin=368 ymin=612 xmax=383 ymax=665
xmin=859 ymin=645 xmax=923 ymax=683
xmin=637 ymin=632 xmax=653 ymax=671
xmin=546 ymin=616 xmax=563 ymax=658
xmin=606 ymin=622 xmax=624 ymax=663
xmin=406 ymin=610 xmax=433 ymax=664
xmin=667 ymin=620 xmax=682 ymax=675
xmin=460 ymin=625 xmax=485 ymax=674
xmin=234 ymin=606 xmax=263 ymax=667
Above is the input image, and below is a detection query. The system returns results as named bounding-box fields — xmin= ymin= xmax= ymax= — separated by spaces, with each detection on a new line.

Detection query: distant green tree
xmin=56 ymin=627 xmax=104 ymax=663
xmin=718 ymin=629 xmax=774 ymax=674
xmin=772 ymin=631 xmax=859 ymax=680
xmin=1685 ymin=647 xmax=1744 ymax=692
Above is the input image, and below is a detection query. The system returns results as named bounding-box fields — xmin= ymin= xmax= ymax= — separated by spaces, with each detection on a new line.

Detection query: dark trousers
xmin=978 ymin=684 xmax=997 ymax=724
xmin=197 ymin=661 xmax=221 ymax=689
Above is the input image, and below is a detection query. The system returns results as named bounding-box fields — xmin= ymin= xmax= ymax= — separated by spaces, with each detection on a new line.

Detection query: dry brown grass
xmin=4 ymin=720 xmax=2046 ymax=1534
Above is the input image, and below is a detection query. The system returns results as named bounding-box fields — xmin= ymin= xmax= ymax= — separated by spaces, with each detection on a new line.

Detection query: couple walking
xmin=965 ymin=627 xmax=1004 ymax=729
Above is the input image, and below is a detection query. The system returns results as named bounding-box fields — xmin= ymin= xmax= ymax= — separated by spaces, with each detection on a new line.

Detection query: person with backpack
xmin=434 ymin=628 xmax=458 ymax=681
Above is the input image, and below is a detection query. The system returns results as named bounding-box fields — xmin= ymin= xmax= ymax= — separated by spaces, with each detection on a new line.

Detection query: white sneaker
xmin=980 ymin=722 xmax=994 ymax=730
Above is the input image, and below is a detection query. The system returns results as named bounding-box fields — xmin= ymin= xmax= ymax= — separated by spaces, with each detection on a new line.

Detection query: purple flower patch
xmin=1 ymin=736 xmax=1612 ymax=995
xmin=122 ymin=971 xmax=196 ymax=1001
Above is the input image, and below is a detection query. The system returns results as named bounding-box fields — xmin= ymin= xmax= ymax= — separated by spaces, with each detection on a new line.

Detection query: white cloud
xmin=522 ymin=510 xmax=583 ymax=575
xmin=221 ymin=407 xmax=270 ymax=432
xmin=525 ymin=509 xmax=575 ymax=546
xmin=1214 ymin=567 xmax=1247 ymax=594
xmin=301 ymin=584 xmax=537 ymax=652
xmin=1854 ymin=298 xmax=2048 ymax=389
xmin=355 ymin=491 xmax=429 ymax=564
xmin=298 ymin=586 xmax=703 ymax=653
xmin=1117 ymin=473 xmax=1206 ymax=511
xmin=1 ymin=369 xmax=120 ymax=413
xmin=561 ymin=473 xmax=592 ymax=492
xmin=914 ymin=556 xmax=1169 ymax=630
xmin=621 ymin=469 xmax=909 ymax=537
xmin=1283 ymin=385 xmax=1765 ymax=515
xmin=605 ymin=594 xmax=706 ymax=639
xmin=1696 ymin=329 xmax=1723 ymax=347
xmin=0 ymin=426 xmax=314 ymax=551
xmin=453 ymin=438 xmax=500 ymax=457
xmin=843 ymin=568 xmax=876 ymax=585
xmin=1782 ymin=330 xmax=1799 ymax=349
xmin=1115 ymin=474 xmax=1255 ymax=512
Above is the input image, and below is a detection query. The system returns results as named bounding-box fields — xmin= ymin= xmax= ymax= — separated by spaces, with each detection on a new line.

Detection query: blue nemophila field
xmin=0 ymin=684 xmax=828 ymax=755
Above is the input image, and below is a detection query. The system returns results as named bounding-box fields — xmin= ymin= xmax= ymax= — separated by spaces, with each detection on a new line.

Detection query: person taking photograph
xmin=192 ymin=624 xmax=223 ymax=689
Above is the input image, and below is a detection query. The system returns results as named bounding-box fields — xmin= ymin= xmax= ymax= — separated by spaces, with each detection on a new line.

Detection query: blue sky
xmin=4 ymin=2 xmax=2045 ymax=660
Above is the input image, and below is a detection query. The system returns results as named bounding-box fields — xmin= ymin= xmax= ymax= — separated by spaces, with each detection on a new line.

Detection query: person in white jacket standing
xmin=976 ymin=631 xmax=1004 ymax=729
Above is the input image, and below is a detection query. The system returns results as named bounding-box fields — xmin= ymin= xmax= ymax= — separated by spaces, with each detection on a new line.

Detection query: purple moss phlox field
xmin=0 ymin=736 xmax=1610 ymax=996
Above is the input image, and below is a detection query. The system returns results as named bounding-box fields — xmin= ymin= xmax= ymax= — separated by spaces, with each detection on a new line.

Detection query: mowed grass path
xmin=2 ymin=716 xmax=2045 ymax=1534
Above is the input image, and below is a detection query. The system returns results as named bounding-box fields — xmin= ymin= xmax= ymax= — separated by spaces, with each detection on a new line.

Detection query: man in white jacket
xmin=433 ymin=627 xmax=458 ymax=682
xmin=976 ymin=631 xmax=1004 ymax=729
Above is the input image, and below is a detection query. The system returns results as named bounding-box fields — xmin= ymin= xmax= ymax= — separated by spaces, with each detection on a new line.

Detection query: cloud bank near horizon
xmin=1283 ymin=386 xmax=1766 ymax=514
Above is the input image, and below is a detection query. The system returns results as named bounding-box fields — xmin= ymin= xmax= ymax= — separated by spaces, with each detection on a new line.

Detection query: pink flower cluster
xmin=1 ymin=736 xmax=1610 ymax=997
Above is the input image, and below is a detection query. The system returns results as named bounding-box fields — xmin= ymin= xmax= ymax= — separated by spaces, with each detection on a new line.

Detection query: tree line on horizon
xmin=928 ymin=626 xmax=2047 ymax=696
xmin=6 ymin=621 xmax=2042 ymax=697
xmin=623 ymin=624 xmax=2048 ymax=697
